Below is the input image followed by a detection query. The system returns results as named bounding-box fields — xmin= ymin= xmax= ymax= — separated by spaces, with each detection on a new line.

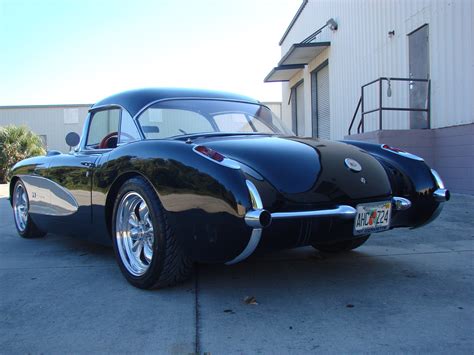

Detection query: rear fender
xmin=344 ymin=140 xmax=442 ymax=227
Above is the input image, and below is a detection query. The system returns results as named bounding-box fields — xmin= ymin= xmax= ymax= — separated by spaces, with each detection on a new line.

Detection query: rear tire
xmin=12 ymin=180 xmax=46 ymax=238
xmin=111 ymin=177 xmax=193 ymax=289
xmin=312 ymin=235 xmax=370 ymax=253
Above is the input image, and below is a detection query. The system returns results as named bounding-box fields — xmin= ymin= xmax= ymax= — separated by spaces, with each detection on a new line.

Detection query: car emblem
xmin=344 ymin=158 xmax=362 ymax=172
xmin=360 ymin=177 xmax=367 ymax=184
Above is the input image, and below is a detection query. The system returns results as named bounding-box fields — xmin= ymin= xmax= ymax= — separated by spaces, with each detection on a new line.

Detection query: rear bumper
xmin=244 ymin=197 xmax=413 ymax=230
xmin=227 ymin=169 xmax=450 ymax=265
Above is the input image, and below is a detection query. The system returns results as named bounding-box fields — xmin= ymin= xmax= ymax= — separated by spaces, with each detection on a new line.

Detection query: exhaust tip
xmin=259 ymin=210 xmax=272 ymax=228
xmin=245 ymin=209 xmax=272 ymax=228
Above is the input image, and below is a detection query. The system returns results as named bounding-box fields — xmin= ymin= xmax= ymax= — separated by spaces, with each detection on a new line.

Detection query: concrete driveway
xmin=0 ymin=183 xmax=473 ymax=354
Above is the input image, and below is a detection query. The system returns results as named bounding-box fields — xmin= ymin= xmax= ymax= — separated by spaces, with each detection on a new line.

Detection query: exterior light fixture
xmin=327 ymin=18 xmax=338 ymax=31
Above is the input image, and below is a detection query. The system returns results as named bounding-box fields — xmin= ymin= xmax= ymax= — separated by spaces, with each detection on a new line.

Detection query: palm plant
xmin=0 ymin=125 xmax=46 ymax=183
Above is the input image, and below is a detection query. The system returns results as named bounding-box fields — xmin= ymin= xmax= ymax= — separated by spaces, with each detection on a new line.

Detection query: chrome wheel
xmin=13 ymin=183 xmax=28 ymax=232
xmin=115 ymin=192 xmax=155 ymax=276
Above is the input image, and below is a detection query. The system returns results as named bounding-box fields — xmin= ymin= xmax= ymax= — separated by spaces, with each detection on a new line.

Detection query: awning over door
xmin=264 ymin=64 xmax=305 ymax=83
xmin=264 ymin=42 xmax=330 ymax=83
xmin=279 ymin=42 xmax=330 ymax=66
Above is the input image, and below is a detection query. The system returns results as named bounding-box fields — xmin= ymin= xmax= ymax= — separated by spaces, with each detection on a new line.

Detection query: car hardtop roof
xmin=92 ymin=88 xmax=260 ymax=117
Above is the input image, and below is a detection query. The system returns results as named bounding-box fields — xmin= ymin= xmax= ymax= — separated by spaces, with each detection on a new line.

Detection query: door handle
xmin=81 ymin=161 xmax=96 ymax=168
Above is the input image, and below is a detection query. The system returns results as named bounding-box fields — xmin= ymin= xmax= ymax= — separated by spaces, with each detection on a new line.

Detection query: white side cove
xmin=19 ymin=175 xmax=79 ymax=216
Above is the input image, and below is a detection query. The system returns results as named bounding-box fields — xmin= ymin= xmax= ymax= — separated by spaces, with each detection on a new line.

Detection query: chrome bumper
xmin=226 ymin=179 xmax=415 ymax=265
xmin=431 ymin=169 xmax=450 ymax=202
xmin=244 ymin=197 xmax=412 ymax=229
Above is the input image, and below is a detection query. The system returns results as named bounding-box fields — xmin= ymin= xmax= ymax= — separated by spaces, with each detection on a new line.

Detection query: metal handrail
xmin=348 ymin=96 xmax=362 ymax=135
xmin=348 ymin=77 xmax=431 ymax=135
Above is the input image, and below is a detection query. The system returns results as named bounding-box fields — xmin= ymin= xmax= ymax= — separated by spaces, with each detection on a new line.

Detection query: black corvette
xmin=9 ymin=88 xmax=449 ymax=289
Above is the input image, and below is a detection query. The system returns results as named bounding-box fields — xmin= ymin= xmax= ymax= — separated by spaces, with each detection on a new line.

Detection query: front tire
xmin=111 ymin=177 xmax=192 ymax=289
xmin=12 ymin=180 xmax=46 ymax=238
xmin=312 ymin=235 xmax=370 ymax=253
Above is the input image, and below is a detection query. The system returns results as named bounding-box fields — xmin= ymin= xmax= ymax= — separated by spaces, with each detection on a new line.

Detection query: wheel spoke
xmin=133 ymin=240 xmax=144 ymax=259
xmin=138 ymin=202 xmax=148 ymax=222
xmin=143 ymin=242 xmax=153 ymax=263
xmin=13 ymin=184 xmax=28 ymax=232
xmin=115 ymin=191 xmax=155 ymax=277
xmin=128 ymin=216 xmax=139 ymax=228
xmin=21 ymin=193 xmax=27 ymax=206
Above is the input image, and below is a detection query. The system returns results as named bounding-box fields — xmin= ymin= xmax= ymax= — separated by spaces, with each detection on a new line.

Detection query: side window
xmin=86 ymin=109 xmax=120 ymax=148
xmin=119 ymin=110 xmax=141 ymax=143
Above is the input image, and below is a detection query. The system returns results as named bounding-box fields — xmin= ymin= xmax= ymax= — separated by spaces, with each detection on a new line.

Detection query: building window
xmin=291 ymin=80 xmax=305 ymax=136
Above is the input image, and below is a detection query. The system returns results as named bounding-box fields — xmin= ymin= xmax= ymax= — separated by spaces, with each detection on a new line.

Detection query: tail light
xmin=193 ymin=145 xmax=240 ymax=169
xmin=194 ymin=145 xmax=225 ymax=162
xmin=381 ymin=144 xmax=424 ymax=161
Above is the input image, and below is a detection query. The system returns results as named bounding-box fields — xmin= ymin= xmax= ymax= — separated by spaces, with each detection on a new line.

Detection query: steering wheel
xmin=99 ymin=132 xmax=118 ymax=149
xmin=99 ymin=132 xmax=135 ymax=149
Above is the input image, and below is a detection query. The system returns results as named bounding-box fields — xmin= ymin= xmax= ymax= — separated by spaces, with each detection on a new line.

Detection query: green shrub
xmin=0 ymin=125 xmax=46 ymax=183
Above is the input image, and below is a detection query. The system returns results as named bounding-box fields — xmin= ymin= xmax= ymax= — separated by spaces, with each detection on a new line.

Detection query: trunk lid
xmin=198 ymin=135 xmax=392 ymax=202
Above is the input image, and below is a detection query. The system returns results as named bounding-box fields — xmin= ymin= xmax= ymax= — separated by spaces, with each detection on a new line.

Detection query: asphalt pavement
xmin=0 ymin=183 xmax=473 ymax=354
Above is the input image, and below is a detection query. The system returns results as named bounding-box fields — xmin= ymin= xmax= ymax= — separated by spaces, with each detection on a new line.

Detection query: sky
xmin=0 ymin=0 xmax=301 ymax=105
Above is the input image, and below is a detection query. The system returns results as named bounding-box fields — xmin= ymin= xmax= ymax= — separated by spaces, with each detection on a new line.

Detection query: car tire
xmin=311 ymin=235 xmax=370 ymax=253
xmin=111 ymin=177 xmax=193 ymax=289
xmin=12 ymin=180 xmax=46 ymax=238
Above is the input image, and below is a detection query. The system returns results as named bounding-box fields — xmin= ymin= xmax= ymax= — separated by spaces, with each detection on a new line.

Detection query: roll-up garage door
xmin=312 ymin=63 xmax=330 ymax=139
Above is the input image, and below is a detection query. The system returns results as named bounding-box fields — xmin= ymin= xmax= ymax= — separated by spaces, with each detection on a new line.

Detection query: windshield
xmin=137 ymin=99 xmax=292 ymax=139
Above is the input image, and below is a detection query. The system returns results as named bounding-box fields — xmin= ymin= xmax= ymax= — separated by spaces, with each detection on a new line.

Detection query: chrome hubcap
xmin=13 ymin=184 xmax=28 ymax=232
xmin=115 ymin=192 xmax=154 ymax=276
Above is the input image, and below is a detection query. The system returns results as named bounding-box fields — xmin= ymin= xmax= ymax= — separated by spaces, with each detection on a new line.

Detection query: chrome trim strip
xmin=225 ymin=180 xmax=265 ymax=265
xmin=225 ymin=228 xmax=262 ymax=265
xmin=431 ymin=169 xmax=445 ymax=189
xmin=88 ymin=104 xmax=127 ymax=112
xmin=246 ymin=180 xmax=263 ymax=209
xmin=392 ymin=197 xmax=412 ymax=210
xmin=271 ymin=205 xmax=356 ymax=220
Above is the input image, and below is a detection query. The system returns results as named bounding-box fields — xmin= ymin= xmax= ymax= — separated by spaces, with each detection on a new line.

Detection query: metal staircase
xmin=348 ymin=77 xmax=431 ymax=135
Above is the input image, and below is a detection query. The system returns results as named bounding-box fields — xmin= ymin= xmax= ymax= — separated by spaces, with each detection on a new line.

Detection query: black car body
xmin=9 ymin=88 xmax=449 ymax=289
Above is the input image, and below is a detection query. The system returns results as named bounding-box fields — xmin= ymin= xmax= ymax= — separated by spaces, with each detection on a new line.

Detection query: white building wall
xmin=0 ymin=105 xmax=90 ymax=152
xmin=280 ymin=0 xmax=474 ymax=139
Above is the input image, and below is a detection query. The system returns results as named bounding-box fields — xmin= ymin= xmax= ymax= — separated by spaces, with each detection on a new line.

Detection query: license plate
xmin=353 ymin=201 xmax=392 ymax=235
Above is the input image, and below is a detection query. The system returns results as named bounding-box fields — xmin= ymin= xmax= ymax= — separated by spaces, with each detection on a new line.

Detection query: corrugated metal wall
xmin=280 ymin=0 xmax=474 ymax=139
xmin=0 ymin=105 xmax=90 ymax=151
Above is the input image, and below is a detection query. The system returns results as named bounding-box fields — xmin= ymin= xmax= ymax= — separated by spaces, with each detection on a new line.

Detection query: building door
xmin=409 ymin=24 xmax=430 ymax=129
xmin=291 ymin=81 xmax=305 ymax=136
xmin=311 ymin=62 xmax=330 ymax=139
